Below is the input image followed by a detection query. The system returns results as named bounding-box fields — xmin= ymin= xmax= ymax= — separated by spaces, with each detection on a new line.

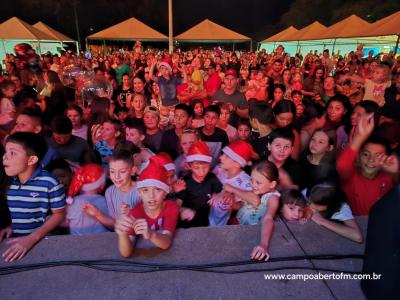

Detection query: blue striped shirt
xmin=7 ymin=167 xmax=66 ymax=236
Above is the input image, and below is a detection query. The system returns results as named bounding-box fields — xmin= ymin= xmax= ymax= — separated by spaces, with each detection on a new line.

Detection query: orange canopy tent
xmin=175 ymin=19 xmax=251 ymax=50
xmin=87 ymin=17 xmax=168 ymax=41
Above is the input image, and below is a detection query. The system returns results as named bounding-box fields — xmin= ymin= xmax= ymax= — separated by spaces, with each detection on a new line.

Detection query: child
xmin=190 ymin=100 xmax=205 ymax=129
xmin=290 ymin=72 xmax=303 ymax=93
xmin=210 ymin=140 xmax=254 ymax=226
xmin=336 ymin=113 xmax=398 ymax=216
xmin=217 ymin=102 xmax=238 ymax=143
xmin=267 ymin=128 xmax=302 ymax=189
xmin=66 ymin=105 xmax=88 ymax=140
xmin=124 ymin=118 xmax=154 ymax=170
xmin=174 ymin=129 xmax=199 ymax=177
xmin=45 ymin=158 xmax=73 ymax=189
xmin=1 ymin=132 xmax=66 ymax=262
xmin=300 ymin=129 xmax=337 ymax=191
xmin=224 ymin=160 xmax=280 ymax=225
xmin=308 ymin=182 xmax=363 ymax=243
xmin=0 ymin=80 xmax=17 ymax=131
xmin=237 ymin=118 xmax=251 ymax=143
xmin=104 ymin=150 xmax=141 ymax=223
xmin=65 ymin=163 xmax=110 ymax=235
xmin=249 ymin=101 xmax=274 ymax=159
xmin=142 ymin=106 xmax=163 ymax=153
xmin=115 ymin=158 xmax=179 ymax=257
xmin=199 ymin=105 xmax=229 ymax=166
xmin=175 ymin=141 xmax=222 ymax=227
xmin=94 ymin=119 xmax=122 ymax=170
xmin=114 ymin=106 xmax=130 ymax=123
xmin=279 ymin=189 xmax=308 ymax=222
xmin=363 ymin=64 xmax=391 ymax=107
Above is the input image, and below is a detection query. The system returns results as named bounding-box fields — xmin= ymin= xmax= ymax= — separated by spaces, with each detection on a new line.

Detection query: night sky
xmin=0 ymin=0 xmax=293 ymax=43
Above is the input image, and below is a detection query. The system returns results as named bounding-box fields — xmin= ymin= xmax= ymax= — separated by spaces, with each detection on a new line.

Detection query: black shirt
xmin=159 ymin=129 xmax=180 ymax=160
xmin=176 ymin=172 xmax=222 ymax=227
xmin=251 ymin=131 xmax=272 ymax=160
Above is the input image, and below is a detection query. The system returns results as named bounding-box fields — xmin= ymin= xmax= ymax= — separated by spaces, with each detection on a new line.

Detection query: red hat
xmin=152 ymin=152 xmax=176 ymax=171
xmin=67 ymin=163 xmax=106 ymax=204
xmin=186 ymin=141 xmax=212 ymax=163
xmin=158 ymin=58 xmax=173 ymax=73
xmin=225 ymin=69 xmax=238 ymax=78
xmin=222 ymin=140 xmax=254 ymax=167
xmin=137 ymin=159 xmax=170 ymax=193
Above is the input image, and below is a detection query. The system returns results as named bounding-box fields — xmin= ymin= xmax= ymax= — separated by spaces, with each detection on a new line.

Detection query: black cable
xmin=280 ymin=217 xmax=340 ymax=300
xmin=0 ymin=254 xmax=364 ymax=276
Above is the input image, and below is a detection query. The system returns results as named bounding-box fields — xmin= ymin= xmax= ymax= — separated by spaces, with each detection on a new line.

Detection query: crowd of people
xmin=0 ymin=41 xmax=399 ymax=262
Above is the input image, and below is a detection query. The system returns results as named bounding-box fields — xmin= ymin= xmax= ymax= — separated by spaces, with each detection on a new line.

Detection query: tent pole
xmin=332 ymin=38 xmax=337 ymax=55
xmin=233 ymin=42 xmax=235 ymax=51
xmin=395 ymin=34 xmax=400 ymax=54
xmin=38 ymin=41 xmax=42 ymax=54
xmin=296 ymin=40 xmax=300 ymax=53
xmin=250 ymin=40 xmax=252 ymax=51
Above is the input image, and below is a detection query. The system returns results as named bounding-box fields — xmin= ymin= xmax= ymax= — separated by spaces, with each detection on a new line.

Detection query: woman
xmin=302 ymin=65 xmax=325 ymax=100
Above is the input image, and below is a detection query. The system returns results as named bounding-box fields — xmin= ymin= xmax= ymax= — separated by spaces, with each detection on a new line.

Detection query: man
xmin=205 ymin=62 xmax=222 ymax=102
xmin=268 ymin=59 xmax=284 ymax=84
xmin=211 ymin=69 xmax=249 ymax=126
xmin=114 ymin=55 xmax=131 ymax=86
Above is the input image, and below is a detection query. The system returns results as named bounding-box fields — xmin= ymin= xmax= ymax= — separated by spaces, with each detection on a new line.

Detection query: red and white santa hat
xmin=152 ymin=152 xmax=176 ymax=171
xmin=222 ymin=140 xmax=255 ymax=167
xmin=136 ymin=158 xmax=170 ymax=193
xmin=66 ymin=163 xmax=106 ymax=204
xmin=186 ymin=141 xmax=212 ymax=163
xmin=157 ymin=57 xmax=173 ymax=73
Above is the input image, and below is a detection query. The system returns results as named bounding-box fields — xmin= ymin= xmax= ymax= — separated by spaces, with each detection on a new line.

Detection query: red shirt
xmin=128 ymin=200 xmax=179 ymax=234
xmin=336 ymin=146 xmax=394 ymax=216
xmin=205 ymin=73 xmax=222 ymax=98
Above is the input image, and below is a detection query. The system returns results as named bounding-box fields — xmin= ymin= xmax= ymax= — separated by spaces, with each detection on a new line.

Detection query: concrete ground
xmin=0 ymin=217 xmax=368 ymax=300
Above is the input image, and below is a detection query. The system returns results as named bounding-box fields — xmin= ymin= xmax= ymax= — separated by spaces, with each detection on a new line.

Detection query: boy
xmin=12 ymin=107 xmax=58 ymax=167
xmin=1 ymin=132 xmax=66 ymax=262
xmin=65 ymin=163 xmax=110 ymax=235
xmin=267 ymin=128 xmax=302 ymax=189
xmin=249 ymin=101 xmax=274 ymax=159
xmin=198 ymin=105 xmax=229 ymax=167
xmin=210 ymin=140 xmax=254 ymax=226
xmin=47 ymin=116 xmax=96 ymax=168
xmin=94 ymin=119 xmax=122 ymax=170
xmin=176 ymin=141 xmax=222 ymax=227
xmin=160 ymin=103 xmax=193 ymax=160
xmin=115 ymin=158 xmax=179 ymax=257
xmin=237 ymin=118 xmax=252 ymax=143
xmin=142 ymin=106 xmax=163 ymax=153
xmin=337 ymin=114 xmax=398 ymax=215
xmin=124 ymin=118 xmax=154 ymax=170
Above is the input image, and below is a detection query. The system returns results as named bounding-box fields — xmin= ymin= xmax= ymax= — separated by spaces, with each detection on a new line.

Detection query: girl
xmin=336 ymin=100 xmax=379 ymax=153
xmin=269 ymin=84 xmax=286 ymax=108
xmin=273 ymin=100 xmax=301 ymax=160
xmin=117 ymin=73 xmax=133 ymax=108
xmin=308 ymin=182 xmax=363 ymax=243
xmin=223 ymin=160 xmax=280 ymax=226
xmin=94 ymin=119 xmax=123 ymax=170
xmin=326 ymin=94 xmax=352 ymax=130
xmin=282 ymin=69 xmax=292 ymax=99
xmin=190 ymin=100 xmax=205 ymax=129
xmin=290 ymin=72 xmax=303 ymax=93
xmin=300 ymin=129 xmax=337 ymax=191
xmin=279 ymin=189 xmax=308 ymax=222
xmin=128 ymin=93 xmax=146 ymax=120
xmin=227 ymin=161 xmax=280 ymax=261
xmin=302 ymin=65 xmax=325 ymax=100
xmin=66 ymin=105 xmax=88 ymax=140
